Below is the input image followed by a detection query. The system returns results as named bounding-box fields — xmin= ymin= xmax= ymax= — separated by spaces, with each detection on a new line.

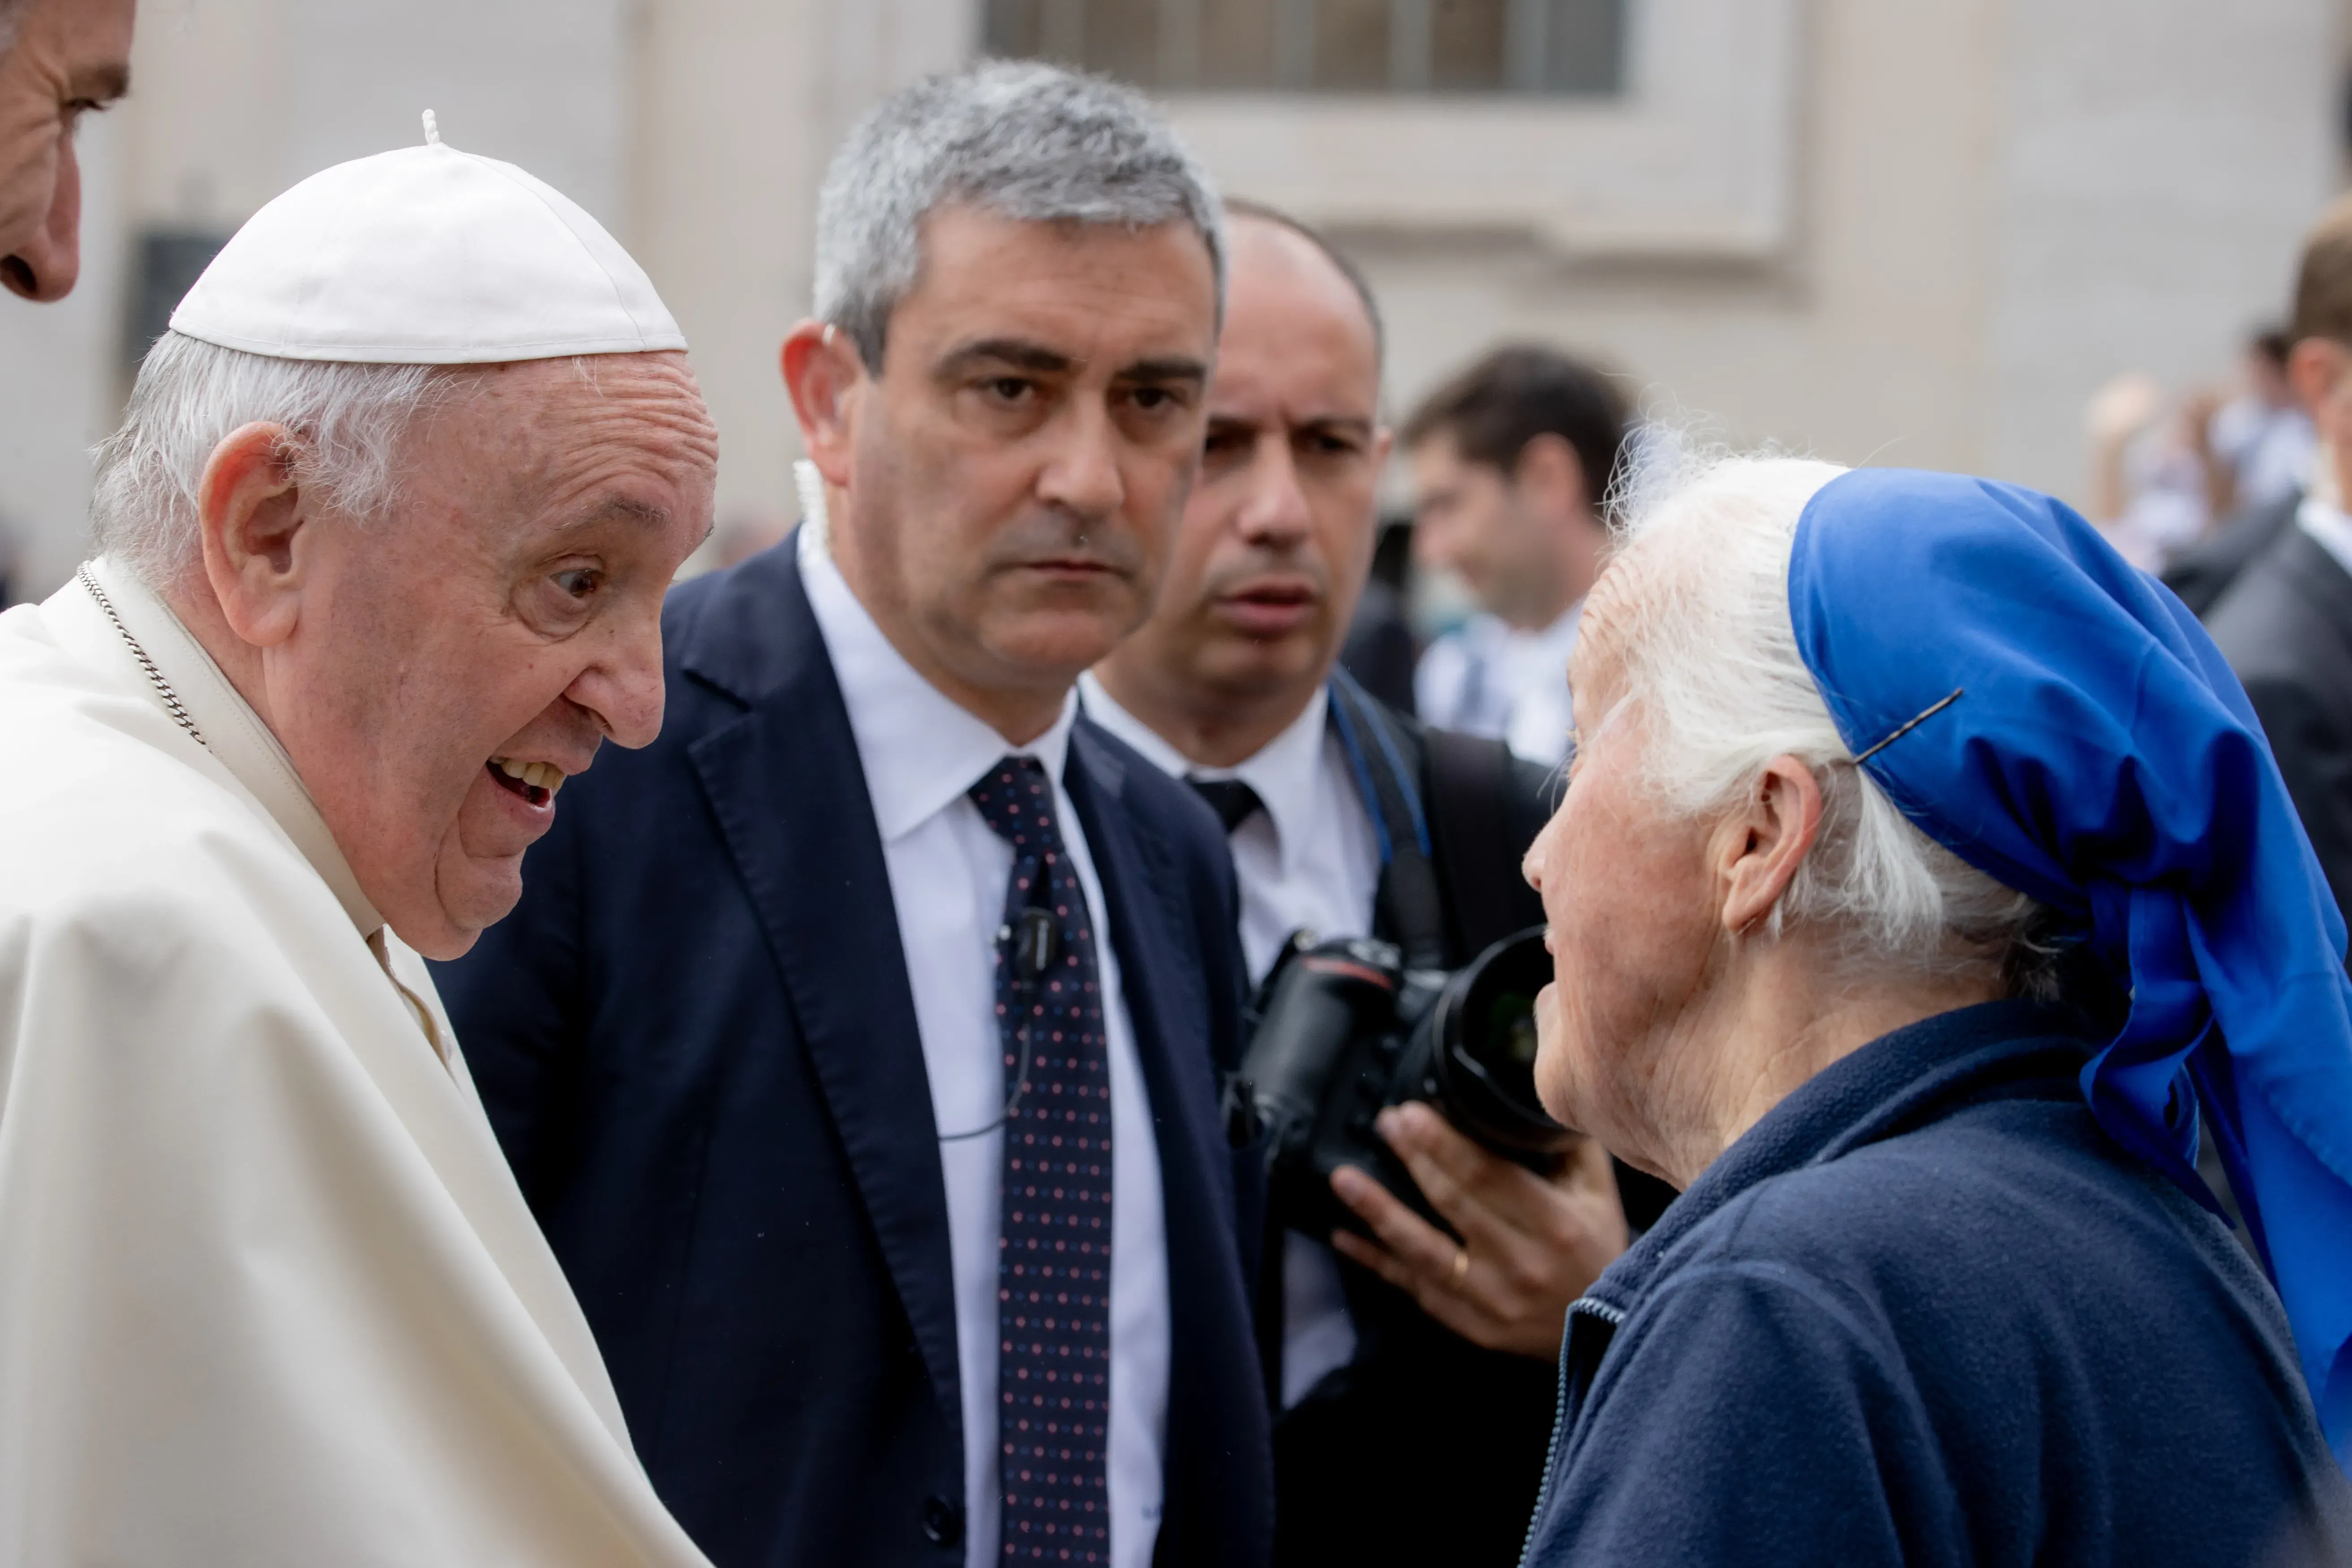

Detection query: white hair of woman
xmin=1598 ymin=452 xmax=2057 ymax=993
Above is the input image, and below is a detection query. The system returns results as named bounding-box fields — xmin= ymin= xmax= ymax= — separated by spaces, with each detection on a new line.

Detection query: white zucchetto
xmin=169 ymin=112 xmax=686 ymax=365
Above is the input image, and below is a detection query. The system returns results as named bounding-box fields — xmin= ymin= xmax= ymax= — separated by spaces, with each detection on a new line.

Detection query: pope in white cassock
xmin=0 ymin=118 xmax=720 ymax=1564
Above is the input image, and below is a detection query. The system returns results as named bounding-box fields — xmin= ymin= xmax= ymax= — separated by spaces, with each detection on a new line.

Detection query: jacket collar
xmin=2274 ymin=516 xmax=2352 ymax=632
xmin=798 ymin=524 xmax=1078 ymax=841
xmin=1583 ymin=998 xmax=2096 ymax=1318
xmin=675 ymin=538 xmax=967 ymax=1448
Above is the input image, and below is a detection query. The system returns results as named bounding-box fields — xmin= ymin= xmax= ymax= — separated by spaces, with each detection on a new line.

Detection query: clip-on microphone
xmin=938 ymin=902 xmax=1059 ymax=1142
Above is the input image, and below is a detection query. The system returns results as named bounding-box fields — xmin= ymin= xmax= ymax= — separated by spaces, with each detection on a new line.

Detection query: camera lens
xmin=1420 ymin=928 xmax=1573 ymax=1156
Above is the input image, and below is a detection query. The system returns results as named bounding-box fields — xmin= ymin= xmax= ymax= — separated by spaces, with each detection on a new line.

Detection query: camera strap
xmin=1326 ymin=671 xmax=1449 ymax=973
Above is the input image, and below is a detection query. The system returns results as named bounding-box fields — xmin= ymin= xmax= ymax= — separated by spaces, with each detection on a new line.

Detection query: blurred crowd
xmin=2086 ymin=330 xmax=2315 ymax=574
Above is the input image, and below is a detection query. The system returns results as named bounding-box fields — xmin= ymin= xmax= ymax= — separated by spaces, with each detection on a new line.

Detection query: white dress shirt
xmin=802 ymin=527 xmax=1170 ymax=1568
xmin=1079 ymin=673 xmax=1382 ymax=1408
xmin=1414 ymin=600 xmax=1583 ymax=766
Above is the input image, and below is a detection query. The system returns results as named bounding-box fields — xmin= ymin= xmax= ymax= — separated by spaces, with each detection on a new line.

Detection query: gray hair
xmin=813 ymin=59 xmax=1225 ymax=372
xmin=90 ymin=331 xmax=446 ymax=588
xmin=1602 ymin=451 xmax=2059 ymax=996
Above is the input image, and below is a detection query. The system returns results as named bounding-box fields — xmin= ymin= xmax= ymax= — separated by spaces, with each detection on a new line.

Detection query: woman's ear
xmin=1716 ymin=756 xmax=1826 ymax=936
xmin=195 ymin=421 xmax=310 ymax=649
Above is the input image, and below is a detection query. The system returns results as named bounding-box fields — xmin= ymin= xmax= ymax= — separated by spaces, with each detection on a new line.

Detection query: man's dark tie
xmin=1187 ymin=775 xmax=1264 ymax=834
xmin=967 ymin=756 xmax=1113 ymax=1564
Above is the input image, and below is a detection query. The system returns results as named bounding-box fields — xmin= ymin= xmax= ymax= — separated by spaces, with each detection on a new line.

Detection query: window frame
xmin=1155 ymin=0 xmax=1805 ymax=263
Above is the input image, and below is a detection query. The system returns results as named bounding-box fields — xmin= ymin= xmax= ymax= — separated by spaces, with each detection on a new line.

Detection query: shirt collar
xmin=86 ymin=556 xmax=382 ymax=935
xmin=799 ymin=524 xmax=1077 ymax=843
xmin=1077 ymin=670 xmax=1334 ymax=878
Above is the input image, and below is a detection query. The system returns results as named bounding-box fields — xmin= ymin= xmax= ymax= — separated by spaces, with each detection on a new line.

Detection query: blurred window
xmin=981 ymin=0 xmax=1624 ymax=95
xmin=123 ymin=228 xmax=231 ymax=377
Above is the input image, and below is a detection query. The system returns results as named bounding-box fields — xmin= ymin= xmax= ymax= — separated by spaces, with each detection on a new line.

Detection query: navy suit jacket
xmin=433 ymin=537 xmax=1274 ymax=1568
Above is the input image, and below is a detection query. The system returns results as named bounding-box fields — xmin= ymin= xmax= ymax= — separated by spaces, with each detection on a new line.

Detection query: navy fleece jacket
xmin=1521 ymin=1001 xmax=2350 ymax=1568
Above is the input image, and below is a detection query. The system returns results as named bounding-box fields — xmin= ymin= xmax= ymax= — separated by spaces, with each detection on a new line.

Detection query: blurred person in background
xmin=2160 ymin=325 xmax=2321 ymax=616
xmin=1518 ymin=458 xmax=2352 ymax=1567
xmin=1082 ymin=202 xmax=1643 ymax=1568
xmin=2204 ymin=327 xmax=2315 ymax=519
xmin=2083 ymin=372 xmax=2212 ymax=573
xmin=2169 ymin=238 xmax=2352 ymax=620
xmin=2205 ymin=193 xmax=2352 ymax=933
xmin=436 ymin=63 xmax=1273 ymax=1568
xmin=2083 ymin=330 xmax=2313 ymax=582
xmin=0 ymin=0 xmax=132 ymax=301
xmin=1404 ymin=346 xmax=1627 ymax=767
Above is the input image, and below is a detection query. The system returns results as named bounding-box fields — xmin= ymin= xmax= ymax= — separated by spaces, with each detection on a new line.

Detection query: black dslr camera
xmin=1238 ymin=926 xmax=1574 ymax=1241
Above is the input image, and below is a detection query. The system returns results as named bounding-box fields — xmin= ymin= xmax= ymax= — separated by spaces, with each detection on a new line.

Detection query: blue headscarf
xmin=1787 ymin=467 xmax=2352 ymax=1465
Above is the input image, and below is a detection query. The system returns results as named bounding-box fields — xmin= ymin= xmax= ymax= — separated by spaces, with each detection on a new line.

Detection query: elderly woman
xmin=1519 ymin=460 xmax=2352 ymax=1565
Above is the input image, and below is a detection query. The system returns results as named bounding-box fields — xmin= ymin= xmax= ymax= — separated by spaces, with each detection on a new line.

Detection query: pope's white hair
xmin=813 ymin=59 xmax=1225 ymax=372
xmin=1603 ymin=448 xmax=2056 ymax=992
xmin=89 ymin=331 xmax=446 ymax=588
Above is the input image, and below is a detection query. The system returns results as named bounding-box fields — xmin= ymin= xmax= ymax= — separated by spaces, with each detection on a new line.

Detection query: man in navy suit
xmin=433 ymin=62 xmax=1270 ymax=1568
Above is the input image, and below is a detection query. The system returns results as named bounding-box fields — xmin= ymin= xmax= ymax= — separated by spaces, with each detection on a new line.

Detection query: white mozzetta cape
xmin=0 ymin=562 xmax=710 ymax=1567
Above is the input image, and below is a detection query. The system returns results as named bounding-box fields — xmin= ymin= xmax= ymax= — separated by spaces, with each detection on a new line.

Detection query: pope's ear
xmin=195 ymin=421 xmax=309 ymax=650
xmin=780 ymin=319 xmax=863 ymax=489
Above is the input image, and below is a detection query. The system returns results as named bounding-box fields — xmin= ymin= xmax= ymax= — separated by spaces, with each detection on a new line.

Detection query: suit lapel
xmin=2281 ymin=528 xmax=2352 ymax=666
xmin=679 ymin=544 xmax=964 ymax=1443
xmin=1067 ymin=726 xmax=1217 ymax=1119
xmin=1065 ymin=724 xmax=1254 ymax=1547
xmin=1064 ymin=722 xmax=1228 ymax=1259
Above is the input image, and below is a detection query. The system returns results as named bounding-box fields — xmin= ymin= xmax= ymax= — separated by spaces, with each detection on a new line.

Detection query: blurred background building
xmin=0 ymin=0 xmax=2343 ymax=601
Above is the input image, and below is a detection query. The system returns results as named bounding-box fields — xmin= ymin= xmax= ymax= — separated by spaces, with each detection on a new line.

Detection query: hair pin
xmin=1853 ymin=688 xmax=1964 ymax=765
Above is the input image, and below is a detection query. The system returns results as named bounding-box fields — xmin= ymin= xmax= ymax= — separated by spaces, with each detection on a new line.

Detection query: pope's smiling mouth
xmin=486 ymin=756 xmax=566 ymax=807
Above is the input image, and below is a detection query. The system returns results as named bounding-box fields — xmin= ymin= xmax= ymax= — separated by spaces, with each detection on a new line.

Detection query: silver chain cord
xmin=77 ymin=563 xmax=208 ymax=751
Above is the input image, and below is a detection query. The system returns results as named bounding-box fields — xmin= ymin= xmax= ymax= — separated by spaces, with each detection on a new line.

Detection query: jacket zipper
xmin=1518 ymin=1296 xmax=1627 ymax=1567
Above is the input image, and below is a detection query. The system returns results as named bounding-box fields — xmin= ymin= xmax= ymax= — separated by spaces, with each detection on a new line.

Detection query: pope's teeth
xmin=491 ymin=757 xmax=567 ymax=797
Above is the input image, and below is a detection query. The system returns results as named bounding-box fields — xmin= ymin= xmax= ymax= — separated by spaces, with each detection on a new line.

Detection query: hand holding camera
xmin=1330 ymin=1107 xmax=1626 ymax=1360
xmin=1238 ymin=926 xmax=1631 ymax=1359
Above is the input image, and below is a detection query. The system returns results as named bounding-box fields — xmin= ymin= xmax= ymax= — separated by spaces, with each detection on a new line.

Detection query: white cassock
xmin=0 ymin=556 xmax=711 ymax=1566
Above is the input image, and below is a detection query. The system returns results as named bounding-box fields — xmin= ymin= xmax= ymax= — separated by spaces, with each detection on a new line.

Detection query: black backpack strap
xmin=1421 ymin=728 xmax=1554 ymax=959
xmin=1326 ymin=670 xmax=1448 ymax=973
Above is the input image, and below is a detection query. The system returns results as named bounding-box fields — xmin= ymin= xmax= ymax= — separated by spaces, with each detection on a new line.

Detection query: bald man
xmin=1082 ymin=204 xmax=1646 ymax=1568
xmin=0 ymin=0 xmax=133 ymax=301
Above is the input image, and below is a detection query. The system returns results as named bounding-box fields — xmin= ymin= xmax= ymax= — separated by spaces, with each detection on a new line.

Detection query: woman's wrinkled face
xmin=1521 ymin=567 xmax=1722 ymax=1170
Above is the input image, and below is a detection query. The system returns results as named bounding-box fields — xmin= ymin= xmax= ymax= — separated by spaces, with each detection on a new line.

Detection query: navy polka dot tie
xmin=967 ymin=756 xmax=1113 ymax=1565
